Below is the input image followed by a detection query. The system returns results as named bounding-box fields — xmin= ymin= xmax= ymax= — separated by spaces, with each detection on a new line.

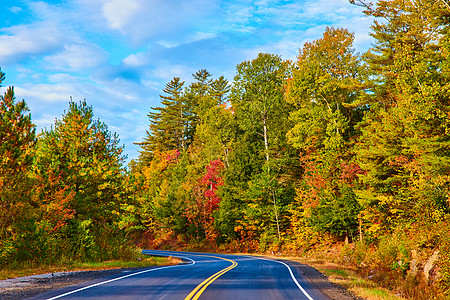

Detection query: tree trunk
xmin=222 ymin=142 xmax=230 ymax=168
xmin=272 ymin=190 xmax=281 ymax=240
xmin=262 ymin=113 xmax=269 ymax=162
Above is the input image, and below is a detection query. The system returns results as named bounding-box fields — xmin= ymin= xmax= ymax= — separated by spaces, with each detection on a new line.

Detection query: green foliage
xmin=309 ymin=186 xmax=361 ymax=238
xmin=2 ymin=4 xmax=450 ymax=297
xmin=0 ymin=86 xmax=36 ymax=179
xmin=353 ymin=0 xmax=450 ymax=237
xmin=0 ymin=72 xmax=38 ymax=266
xmin=137 ymin=77 xmax=189 ymax=162
xmin=286 ymin=27 xmax=365 ymax=240
xmin=231 ymin=53 xmax=293 ymax=162
xmin=238 ymin=170 xmax=293 ymax=241
xmin=31 ymin=100 xmax=128 ymax=262
xmin=286 ymin=27 xmax=366 ymax=112
xmin=376 ymin=235 xmax=410 ymax=273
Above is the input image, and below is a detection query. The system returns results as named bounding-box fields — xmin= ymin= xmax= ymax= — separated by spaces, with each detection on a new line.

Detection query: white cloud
xmin=122 ymin=51 xmax=149 ymax=67
xmin=33 ymin=113 xmax=59 ymax=130
xmin=47 ymin=73 xmax=83 ymax=83
xmin=0 ymin=23 xmax=65 ymax=64
xmin=15 ymin=84 xmax=80 ymax=104
xmin=8 ymin=7 xmax=23 ymax=14
xmin=98 ymin=0 xmax=221 ymax=45
xmin=44 ymin=44 xmax=108 ymax=71
xmin=101 ymin=0 xmax=141 ymax=31
xmin=150 ymin=64 xmax=195 ymax=82
xmin=158 ymin=31 xmax=218 ymax=49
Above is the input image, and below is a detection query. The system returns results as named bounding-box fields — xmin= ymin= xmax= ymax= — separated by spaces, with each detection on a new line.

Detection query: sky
xmin=0 ymin=0 xmax=374 ymax=164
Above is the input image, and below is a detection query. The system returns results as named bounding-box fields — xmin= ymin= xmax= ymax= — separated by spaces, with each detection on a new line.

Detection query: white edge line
xmin=250 ymin=256 xmax=314 ymax=300
xmin=46 ymin=255 xmax=195 ymax=300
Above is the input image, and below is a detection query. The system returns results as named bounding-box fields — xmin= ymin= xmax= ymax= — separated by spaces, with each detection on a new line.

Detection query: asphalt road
xmin=30 ymin=250 xmax=331 ymax=300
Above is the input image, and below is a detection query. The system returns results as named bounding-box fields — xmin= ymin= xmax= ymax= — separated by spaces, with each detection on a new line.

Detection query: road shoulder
xmin=286 ymin=260 xmax=364 ymax=300
xmin=0 ymin=267 xmax=149 ymax=300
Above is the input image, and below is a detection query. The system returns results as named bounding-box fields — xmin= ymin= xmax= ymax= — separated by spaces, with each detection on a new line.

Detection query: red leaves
xmin=33 ymin=168 xmax=76 ymax=233
xmin=166 ymin=149 xmax=180 ymax=161
xmin=340 ymin=162 xmax=364 ymax=185
xmin=201 ymin=159 xmax=224 ymax=210
xmin=184 ymin=159 xmax=225 ymax=238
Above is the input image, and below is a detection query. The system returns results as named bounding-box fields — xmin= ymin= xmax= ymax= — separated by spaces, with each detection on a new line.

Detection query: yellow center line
xmin=184 ymin=255 xmax=238 ymax=300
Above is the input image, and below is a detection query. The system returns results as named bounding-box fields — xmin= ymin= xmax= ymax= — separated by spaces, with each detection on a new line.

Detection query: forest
xmin=1 ymin=0 xmax=449 ymax=298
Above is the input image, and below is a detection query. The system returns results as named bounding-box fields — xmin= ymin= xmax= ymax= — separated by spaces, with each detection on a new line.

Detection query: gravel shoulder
xmin=0 ymin=268 xmax=147 ymax=300
xmin=288 ymin=260 xmax=364 ymax=300
xmin=0 ymin=259 xmax=363 ymax=300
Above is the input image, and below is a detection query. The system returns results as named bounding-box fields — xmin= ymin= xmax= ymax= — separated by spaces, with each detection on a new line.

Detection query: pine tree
xmin=210 ymin=76 xmax=231 ymax=103
xmin=285 ymin=28 xmax=366 ymax=239
xmin=0 ymin=69 xmax=37 ymax=263
xmin=0 ymin=70 xmax=36 ymax=182
xmin=138 ymin=77 xmax=197 ymax=163
xmin=352 ymin=0 xmax=450 ymax=232
xmin=34 ymin=100 xmax=127 ymax=259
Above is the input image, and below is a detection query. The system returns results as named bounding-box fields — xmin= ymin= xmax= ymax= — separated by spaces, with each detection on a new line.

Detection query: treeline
xmin=1 ymin=0 xmax=449 ymax=297
xmin=128 ymin=0 xmax=450 ymax=296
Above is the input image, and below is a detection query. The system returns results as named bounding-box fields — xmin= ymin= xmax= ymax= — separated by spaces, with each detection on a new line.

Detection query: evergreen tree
xmin=352 ymin=0 xmax=450 ymax=232
xmin=138 ymin=78 xmax=186 ymax=160
xmin=138 ymin=76 xmax=201 ymax=165
xmin=286 ymin=28 xmax=366 ymax=239
xmin=0 ymin=69 xmax=36 ymax=182
xmin=210 ymin=76 xmax=232 ymax=103
xmin=0 ymin=69 xmax=37 ymax=263
xmin=34 ymin=100 xmax=127 ymax=260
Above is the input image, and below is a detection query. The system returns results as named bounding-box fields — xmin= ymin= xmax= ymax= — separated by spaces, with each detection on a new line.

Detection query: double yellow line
xmin=184 ymin=255 xmax=238 ymax=300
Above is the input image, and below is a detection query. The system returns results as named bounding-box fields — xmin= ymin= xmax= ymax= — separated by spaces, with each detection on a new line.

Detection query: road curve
xmin=30 ymin=250 xmax=331 ymax=300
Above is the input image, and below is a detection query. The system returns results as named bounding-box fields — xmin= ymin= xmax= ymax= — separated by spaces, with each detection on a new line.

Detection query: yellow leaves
xmin=98 ymin=182 xmax=109 ymax=190
xmin=159 ymin=179 xmax=170 ymax=198
xmin=377 ymin=194 xmax=394 ymax=205
xmin=102 ymin=170 xmax=113 ymax=180
xmin=432 ymin=209 xmax=446 ymax=223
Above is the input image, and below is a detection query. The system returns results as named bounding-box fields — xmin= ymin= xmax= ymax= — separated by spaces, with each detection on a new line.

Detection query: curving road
xmin=30 ymin=250 xmax=331 ymax=300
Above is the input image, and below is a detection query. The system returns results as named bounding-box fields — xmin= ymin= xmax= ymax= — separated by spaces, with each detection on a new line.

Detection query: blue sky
xmin=0 ymin=0 xmax=373 ymax=163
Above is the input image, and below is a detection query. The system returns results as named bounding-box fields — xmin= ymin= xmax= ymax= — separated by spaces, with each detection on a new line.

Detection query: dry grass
xmin=0 ymin=255 xmax=174 ymax=281
xmin=280 ymin=256 xmax=406 ymax=300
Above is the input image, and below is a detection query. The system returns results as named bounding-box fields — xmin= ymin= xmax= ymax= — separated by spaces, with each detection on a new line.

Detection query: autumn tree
xmin=138 ymin=78 xmax=189 ymax=163
xmin=34 ymin=100 xmax=127 ymax=260
xmin=225 ymin=53 xmax=295 ymax=246
xmin=0 ymin=69 xmax=38 ymax=263
xmin=185 ymin=159 xmax=225 ymax=241
xmin=0 ymin=70 xmax=36 ymax=181
xmin=131 ymin=70 xmax=233 ymax=247
xmin=232 ymin=53 xmax=292 ymax=163
xmin=351 ymin=0 xmax=450 ymax=234
xmin=286 ymin=27 xmax=366 ymax=240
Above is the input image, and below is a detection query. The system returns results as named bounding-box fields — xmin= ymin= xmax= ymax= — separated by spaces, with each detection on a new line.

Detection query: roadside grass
xmin=286 ymin=257 xmax=406 ymax=300
xmin=0 ymin=254 xmax=178 ymax=281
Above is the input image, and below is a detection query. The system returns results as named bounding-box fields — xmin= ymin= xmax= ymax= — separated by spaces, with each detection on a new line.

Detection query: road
xmin=30 ymin=250 xmax=331 ymax=300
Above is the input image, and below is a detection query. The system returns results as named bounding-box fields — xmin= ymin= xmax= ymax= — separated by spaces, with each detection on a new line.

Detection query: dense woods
xmin=1 ymin=0 xmax=450 ymax=297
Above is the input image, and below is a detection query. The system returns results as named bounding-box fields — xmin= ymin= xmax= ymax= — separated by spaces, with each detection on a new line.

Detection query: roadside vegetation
xmin=0 ymin=255 xmax=175 ymax=281
xmin=286 ymin=255 xmax=408 ymax=300
xmin=1 ymin=0 xmax=449 ymax=298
